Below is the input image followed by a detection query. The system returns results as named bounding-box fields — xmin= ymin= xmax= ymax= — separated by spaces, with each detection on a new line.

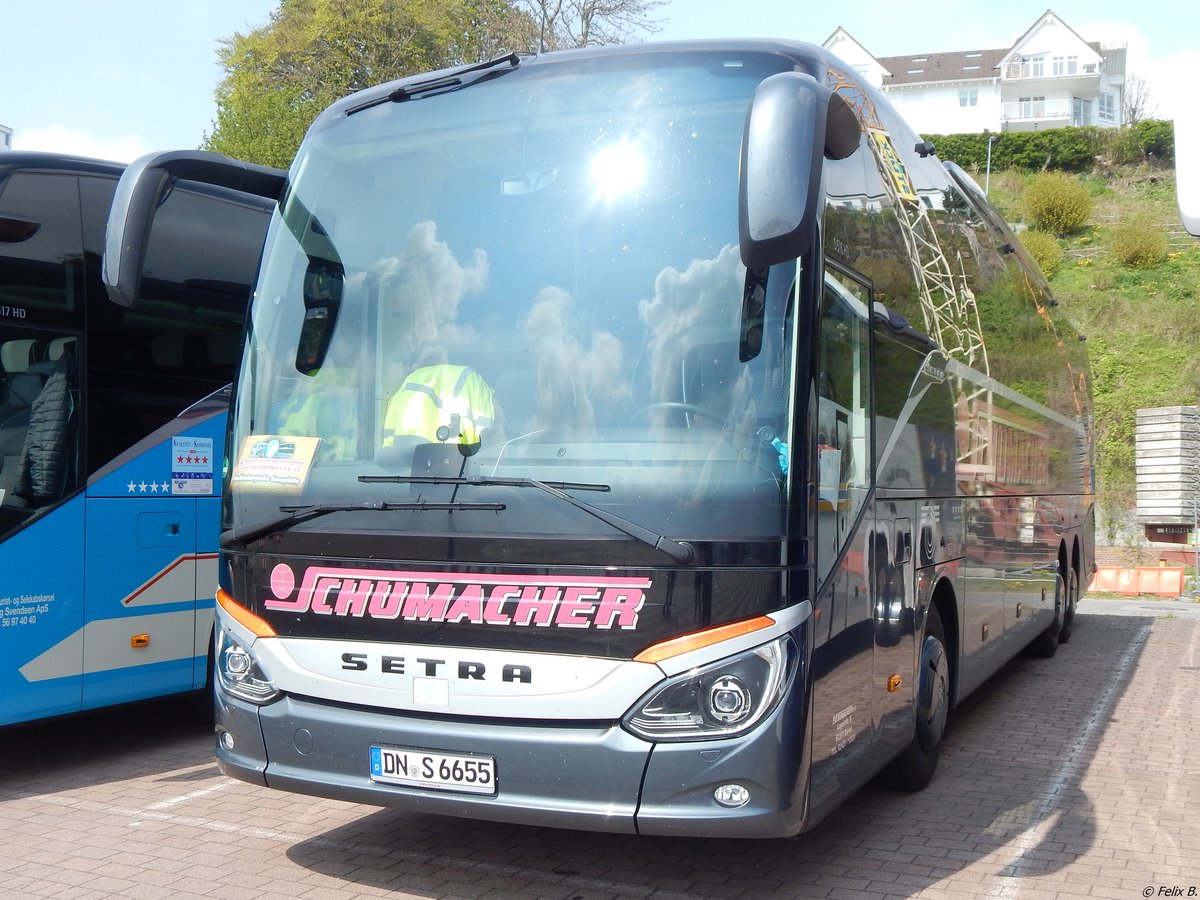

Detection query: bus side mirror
xmin=739 ymin=72 xmax=860 ymax=269
xmin=295 ymin=258 xmax=343 ymax=375
xmin=103 ymin=150 xmax=285 ymax=308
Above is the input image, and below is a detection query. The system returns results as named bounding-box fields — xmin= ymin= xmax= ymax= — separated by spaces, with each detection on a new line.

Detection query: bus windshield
xmin=229 ymin=52 xmax=800 ymax=546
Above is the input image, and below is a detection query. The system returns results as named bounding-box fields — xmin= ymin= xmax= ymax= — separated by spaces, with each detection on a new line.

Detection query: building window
xmin=1008 ymin=55 xmax=1045 ymax=79
xmin=1053 ymin=55 xmax=1078 ymax=76
xmin=907 ymin=68 xmax=924 ymax=75
xmin=1019 ymin=96 xmax=1046 ymax=118
xmin=1099 ymin=91 xmax=1116 ymax=122
xmin=965 ymin=51 xmax=983 ymax=58
xmin=959 ymin=90 xmax=978 ymax=107
xmin=1072 ymin=97 xmax=1092 ymax=126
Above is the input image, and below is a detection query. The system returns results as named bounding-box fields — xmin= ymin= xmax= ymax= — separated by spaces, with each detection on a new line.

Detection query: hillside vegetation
xmin=981 ymin=161 xmax=1199 ymax=539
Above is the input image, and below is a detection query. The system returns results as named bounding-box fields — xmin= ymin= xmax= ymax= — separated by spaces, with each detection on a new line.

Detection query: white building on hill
xmin=823 ymin=9 xmax=1126 ymax=135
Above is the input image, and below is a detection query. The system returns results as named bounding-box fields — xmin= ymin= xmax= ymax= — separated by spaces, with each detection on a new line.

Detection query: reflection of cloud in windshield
xmin=373 ymin=220 xmax=489 ymax=359
xmin=638 ymin=243 xmax=744 ymax=402
xmin=522 ymin=287 xmax=630 ymax=430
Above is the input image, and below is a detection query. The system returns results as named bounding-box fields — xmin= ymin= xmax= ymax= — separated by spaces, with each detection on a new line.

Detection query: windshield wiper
xmin=346 ymin=53 xmax=520 ymax=115
xmin=359 ymin=474 xmax=695 ymax=564
xmin=221 ymin=499 xmax=505 ymax=548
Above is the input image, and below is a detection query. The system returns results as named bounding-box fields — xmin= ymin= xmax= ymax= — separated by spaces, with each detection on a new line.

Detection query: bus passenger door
xmin=0 ymin=171 xmax=90 ymax=725
xmin=806 ymin=272 xmax=877 ymax=818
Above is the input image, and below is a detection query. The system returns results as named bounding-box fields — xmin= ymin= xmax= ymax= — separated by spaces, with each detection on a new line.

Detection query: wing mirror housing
xmin=739 ymin=72 xmax=861 ymax=269
xmin=103 ymin=150 xmax=285 ymax=308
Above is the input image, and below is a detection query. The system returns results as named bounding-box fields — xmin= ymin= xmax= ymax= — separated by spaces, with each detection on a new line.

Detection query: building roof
xmin=878 ymin=48 xmax=1008 ymax=87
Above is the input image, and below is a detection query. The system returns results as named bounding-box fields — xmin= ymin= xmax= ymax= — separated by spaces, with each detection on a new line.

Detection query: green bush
xmin=1019 ymin=229 xmax=1064 ymax=275
xmin=1111 ymin=215 xmax=1167 ymax=268
xmin=921 ymin=119 xmax=1175 ymax=172
xmin=1132 ymin=119 xmax=1175 ymax=161
xmin=1023 ymin=171 xmax=1093 ymax=236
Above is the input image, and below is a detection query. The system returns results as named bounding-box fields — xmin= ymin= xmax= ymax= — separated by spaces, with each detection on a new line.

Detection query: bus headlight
xmin=623 ymin=636 xmax=793 ymax=741
xmin=215 ymin=627 xmax=279 ymax=705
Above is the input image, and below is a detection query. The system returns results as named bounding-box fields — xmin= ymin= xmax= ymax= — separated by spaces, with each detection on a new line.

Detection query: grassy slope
xmin=984 ymin=165 xmax=1200 ymax=540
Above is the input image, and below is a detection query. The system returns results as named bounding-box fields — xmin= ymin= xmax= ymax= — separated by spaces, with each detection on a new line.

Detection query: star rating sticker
xmin=127 ymin=480 xmax=137 ymax=492
xmin=138 ymin=482 xmax=148 ymax=492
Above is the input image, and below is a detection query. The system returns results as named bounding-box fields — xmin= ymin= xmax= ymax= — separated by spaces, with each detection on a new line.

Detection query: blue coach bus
xmin=0 ymin=151 xmax=277 ymax=726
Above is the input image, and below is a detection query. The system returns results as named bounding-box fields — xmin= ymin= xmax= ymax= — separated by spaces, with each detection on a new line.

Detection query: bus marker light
xmin=714 ymin=784 xmax=750 ymax=808
xmin=633 ymin=616 xmax=774 ymax=664
xmin=217 ymin=589 xmax=277 ymax=638
xmin=887 ymin=675 xmax=902 ymax=692
xmin=131 ymin=634 xmax=150 ymax=649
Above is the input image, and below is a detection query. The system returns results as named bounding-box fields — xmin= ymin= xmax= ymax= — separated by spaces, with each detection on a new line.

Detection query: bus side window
xmin=815 ymin=276 xmax=873 ymax=586
xmin=0 ymin=331 xmax=80 ymax=535
xmin=0 ymin=172 xmax=82 ymax=319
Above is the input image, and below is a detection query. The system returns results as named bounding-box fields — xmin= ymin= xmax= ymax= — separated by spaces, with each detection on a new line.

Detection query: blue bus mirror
xmin=739 ymin=72 xmax=860 ymax=269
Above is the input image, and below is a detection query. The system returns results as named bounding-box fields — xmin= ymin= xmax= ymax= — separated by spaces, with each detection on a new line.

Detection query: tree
xmin=502 ymin=0 xmax=663 ymax=52
xmin=204 ymin=0 xmax=535 ymax=167
xmin=1122 ymin=73 xmax=1157 ymax=126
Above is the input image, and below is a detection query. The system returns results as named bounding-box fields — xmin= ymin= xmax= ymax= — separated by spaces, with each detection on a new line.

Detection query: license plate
xmin=369 ymin=745 xmax=497 ymax=795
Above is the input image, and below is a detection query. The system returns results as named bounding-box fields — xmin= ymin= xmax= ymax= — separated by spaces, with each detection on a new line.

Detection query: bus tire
xmin=1059 ymin=566 xmax=1078 ymax=644
xmin=190 ymin=630 xmax=217 ymax=725
xmin=878 ymin=603 xmax=949 ymax=791
xmin=1026 ymin=574 xmax=1064 ymax=658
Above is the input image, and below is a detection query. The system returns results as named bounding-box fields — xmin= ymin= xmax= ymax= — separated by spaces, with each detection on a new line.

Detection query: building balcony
xmin=1001 ymin=98 xmax=1115 ymax=130
xmin=1003 ymin=62 xmax=1100 ymax=80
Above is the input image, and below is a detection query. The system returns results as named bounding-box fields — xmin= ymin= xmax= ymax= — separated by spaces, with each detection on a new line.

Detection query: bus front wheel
xmin=878 ymin=603 xmax=949 ymax=792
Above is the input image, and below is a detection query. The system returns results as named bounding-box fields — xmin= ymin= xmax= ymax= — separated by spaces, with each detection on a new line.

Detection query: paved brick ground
xmin=0 ymin=595 xmax=1197 ymax=899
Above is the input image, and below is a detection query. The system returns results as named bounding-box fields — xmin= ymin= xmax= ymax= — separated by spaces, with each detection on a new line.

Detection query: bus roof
xmin=0 ymin=151 xmax=125 ymax=179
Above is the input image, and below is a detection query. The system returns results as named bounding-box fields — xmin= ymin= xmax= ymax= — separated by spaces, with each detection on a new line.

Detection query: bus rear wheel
xmin=878 ymin=603 xmax=949 ymax=791
xmin=1026 ymin=572 xmax=1065 ymax=658
xmin=1059 ymin=566 xmax=1079 ymax=644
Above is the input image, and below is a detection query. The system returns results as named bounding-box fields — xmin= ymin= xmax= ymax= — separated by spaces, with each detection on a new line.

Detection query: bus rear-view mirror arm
xmin=739 ymin=72 xmax=861 ymax=270
xmin=103 ymin=150 xmax=287 ymax=307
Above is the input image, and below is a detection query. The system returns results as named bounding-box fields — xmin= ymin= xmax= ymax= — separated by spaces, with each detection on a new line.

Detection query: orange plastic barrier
xmin=1090 ymin=566 xmax=1185 ymax=597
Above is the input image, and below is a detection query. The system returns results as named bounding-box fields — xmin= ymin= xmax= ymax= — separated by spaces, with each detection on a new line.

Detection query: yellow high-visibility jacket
xmin=275 ymin=373 xmax=356 ymax=460
xmin=382 ymin=364 xmax=495 ymax=448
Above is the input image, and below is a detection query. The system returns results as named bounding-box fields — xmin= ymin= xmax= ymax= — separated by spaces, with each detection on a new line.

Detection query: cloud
xmin=1137 ymin=49 xmax=1198 ymax=124
xmin=1077 ymin=20 xmax=1191 ymax=121
xmin=519 ymin=286 xmax=630 ymax=430
xmin=11 ymin=126 xmax=148 ymax=164
xmin=638 ymin=243 xmax=744 ymax=403
xmin=370 ymin=220 xmax=489 ymax=361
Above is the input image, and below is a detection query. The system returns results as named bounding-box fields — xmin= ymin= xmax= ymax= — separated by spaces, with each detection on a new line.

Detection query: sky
xmin=2 ymin=0 xmax=1196 ymax=164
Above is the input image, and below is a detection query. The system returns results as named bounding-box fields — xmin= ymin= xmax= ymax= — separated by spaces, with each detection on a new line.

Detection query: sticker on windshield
xmin=230 ymin=435 xmax=319 ymax=493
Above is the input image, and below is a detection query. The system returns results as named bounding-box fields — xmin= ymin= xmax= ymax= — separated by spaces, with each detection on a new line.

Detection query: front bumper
xmin=216 ymin=685 xmax=809 ymax=838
